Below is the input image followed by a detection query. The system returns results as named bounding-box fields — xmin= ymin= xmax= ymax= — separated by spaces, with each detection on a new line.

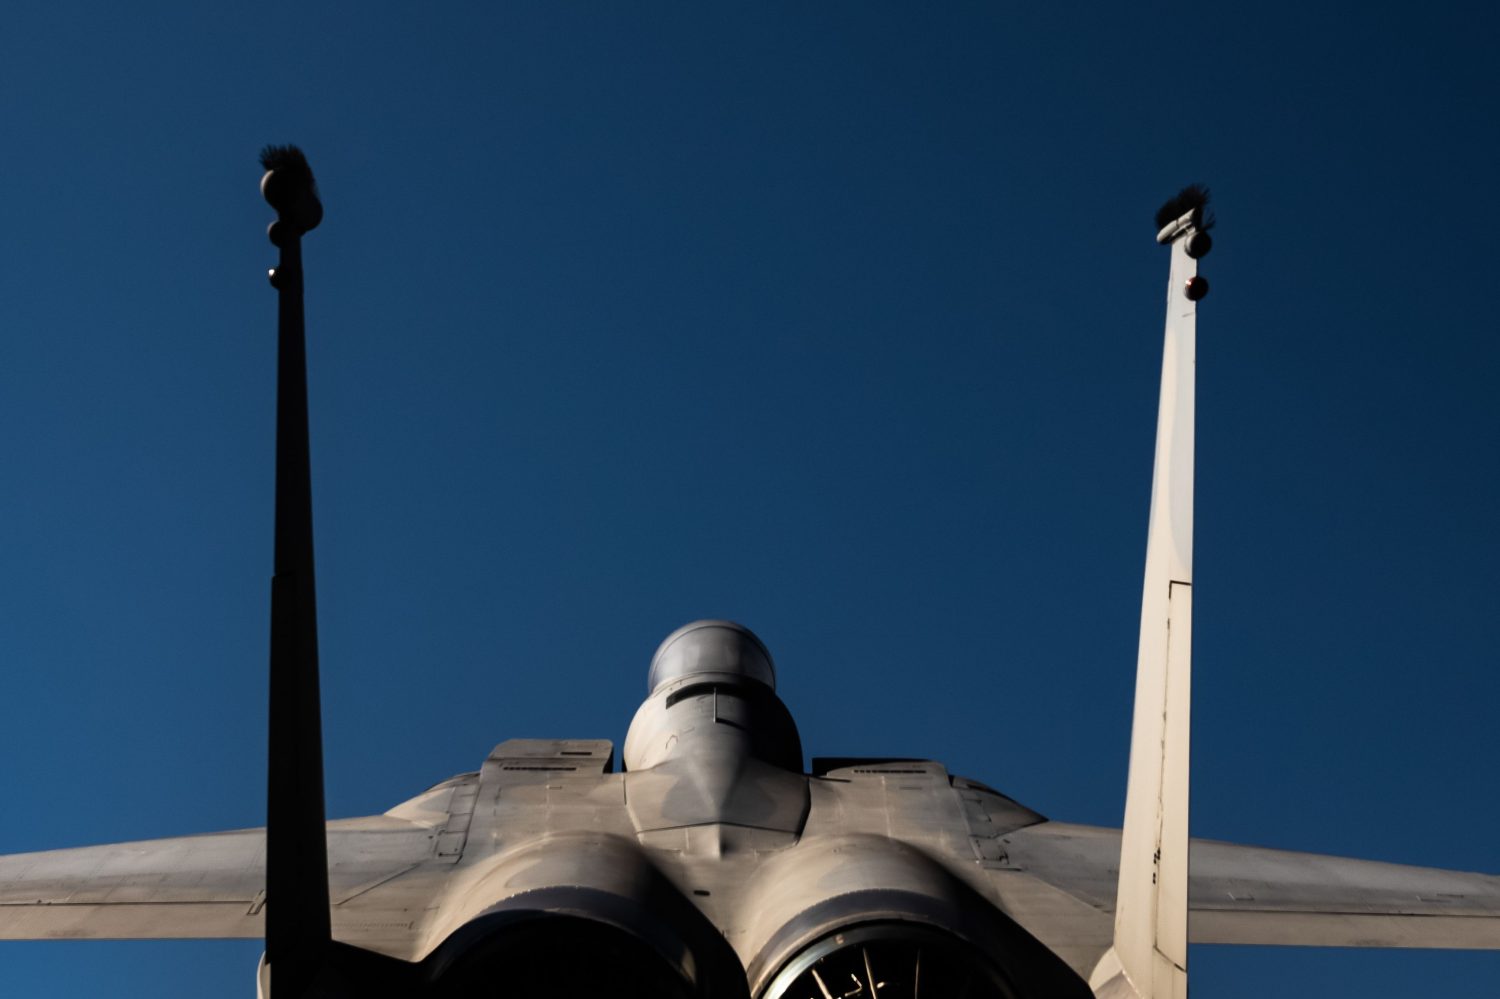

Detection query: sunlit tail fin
xmin=1090 ymin=186 xmax=1212 ymax=999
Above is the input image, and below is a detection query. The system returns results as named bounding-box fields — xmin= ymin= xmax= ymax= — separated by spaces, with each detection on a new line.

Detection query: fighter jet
xmin=0 ymin=159 xmax=1496 ymax=998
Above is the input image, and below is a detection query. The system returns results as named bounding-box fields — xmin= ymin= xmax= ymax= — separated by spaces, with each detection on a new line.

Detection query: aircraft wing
xmin=0 ymin=827 xmax=266 ymax=940
xmin=1188 ymin=836 xmax=1500 ymax=948
xmin=6 ymin=793 xmax=1497 ymax=966
xmin=1004 ymin=822 xmax=1500 ymax=950
xmin=0 ymin=810 xmax=444 ymax=956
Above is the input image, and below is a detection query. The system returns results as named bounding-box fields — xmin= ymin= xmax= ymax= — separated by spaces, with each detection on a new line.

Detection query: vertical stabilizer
xmin=261 ymin=145 xmax=332 ymax=999
xmin=1090 ymin=187 xmax=1212 ymax=999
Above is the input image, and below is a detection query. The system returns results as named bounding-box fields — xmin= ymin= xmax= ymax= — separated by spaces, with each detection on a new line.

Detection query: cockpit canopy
xmin=647 ymin=620 xmax=777 ymax=693
xmin=625 ymin=620 xmax=800 ymax=773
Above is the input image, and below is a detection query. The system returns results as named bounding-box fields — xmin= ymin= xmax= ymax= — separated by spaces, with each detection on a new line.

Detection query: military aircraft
xmin=1 ymin=158 xmax=1496 ymax=998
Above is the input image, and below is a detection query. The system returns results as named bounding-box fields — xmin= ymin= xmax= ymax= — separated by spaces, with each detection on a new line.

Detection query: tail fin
xmin=1090 ymin=188 xmax=1211 ymax=999
xmin=261 ymin=145 xmax=334 ymax=997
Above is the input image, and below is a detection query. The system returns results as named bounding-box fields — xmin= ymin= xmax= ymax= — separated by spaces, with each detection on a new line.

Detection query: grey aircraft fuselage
xmin=5 ymin=617 xmax=1496 ymax=998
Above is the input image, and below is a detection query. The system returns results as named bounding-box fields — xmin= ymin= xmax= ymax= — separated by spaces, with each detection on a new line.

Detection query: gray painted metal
xmin=2 ymin=622 xmax=1498 ymax=987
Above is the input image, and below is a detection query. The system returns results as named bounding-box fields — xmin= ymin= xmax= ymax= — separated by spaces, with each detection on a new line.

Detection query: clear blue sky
xmin=1 ymin=4 xmax=1496 ymax=995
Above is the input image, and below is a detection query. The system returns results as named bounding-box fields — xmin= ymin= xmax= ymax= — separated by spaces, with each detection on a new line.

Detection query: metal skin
xmin=1089 ymin=205 xmax=1200 ymax=999
xmin=3 ymin=191 xmax=1500 ymax=995
xmin=3 ymin=618 xmax=1499 ymax=994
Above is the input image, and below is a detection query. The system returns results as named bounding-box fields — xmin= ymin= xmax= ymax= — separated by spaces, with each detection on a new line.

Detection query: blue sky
xmin=1 ymin=4 xmax=1497 ymax=995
